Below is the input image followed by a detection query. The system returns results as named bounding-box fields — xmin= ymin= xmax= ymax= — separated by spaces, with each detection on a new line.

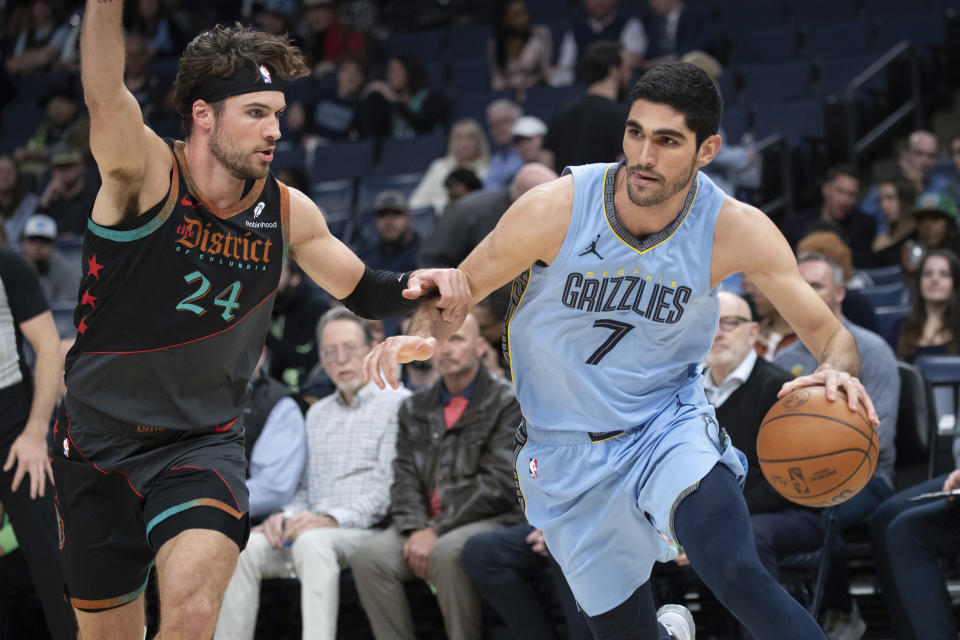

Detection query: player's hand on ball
xmin=363 ymin=335 xmax=437 ymax=389
xmin=777 ymin=367 xmax=879 ymax=426
xmin=404 ymin=268 xmax=471 ymax=322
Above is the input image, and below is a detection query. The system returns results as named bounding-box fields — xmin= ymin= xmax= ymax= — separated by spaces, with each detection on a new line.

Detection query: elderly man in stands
xmin=484 ymin=99 xmax=524 ymax=190
xmin=215 ymin=308 xmax=410 ymax=640
xmin=351 ymin=314 xmax=522 ymax=640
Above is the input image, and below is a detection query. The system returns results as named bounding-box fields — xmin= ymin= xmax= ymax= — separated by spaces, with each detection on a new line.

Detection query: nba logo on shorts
xmin=528 ymin=458 xmax=538 ymax=478
xmin=259 ymin=65 xmax=272 ymax=84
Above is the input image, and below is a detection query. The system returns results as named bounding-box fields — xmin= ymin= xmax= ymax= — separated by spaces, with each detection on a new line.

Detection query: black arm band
xmin=339 ymin=267 xmax=419 ymax=319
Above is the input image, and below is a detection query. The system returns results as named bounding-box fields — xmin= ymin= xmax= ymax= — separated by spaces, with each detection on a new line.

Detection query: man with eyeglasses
xmin=216 ymin=308 xmax=411 ymax=640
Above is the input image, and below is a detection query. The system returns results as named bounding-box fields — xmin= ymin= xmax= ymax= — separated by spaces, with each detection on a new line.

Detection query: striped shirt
xmin=284 ymin=382 xmax=410 ymax=529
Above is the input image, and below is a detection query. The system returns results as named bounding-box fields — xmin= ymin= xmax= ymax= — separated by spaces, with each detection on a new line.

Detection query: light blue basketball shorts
xmin=513 ymin=377 xmax=746 ymax=616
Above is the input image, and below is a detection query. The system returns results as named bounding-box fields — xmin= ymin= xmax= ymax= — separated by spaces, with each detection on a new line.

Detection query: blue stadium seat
xmin=387 ymin=29 xmax=447 ymax=60
xmin=1 ymin=100 xmax=45 ymax=140
xmin=721 ymin=2 xmax=786 ymax=30
xmin=728 ymin=25 xmax=800 ymax=65
xmin=523 ymin=84 xmax=583 ymax=123
xmin=752 ymin=98 xmax=824 ymax=141
xmin=411 ymin=206 xmax=436 ymax=239
xmin=356 ymin=173 xmax=424 ymax=213
xmin=874 ymin=304 xmax=910 ymax=342
xmin=789 ymin=0 xmax=857 ymax=24
xmin=310 ymin=178 xmax=355 ymax=220
xmin=310 ymin=140 xmax=374 ymax=182
xmin=448 ymin=25 xmax=491 ymax=62
xmin=271 ymin=144 xmax=306 ymax=174
xmin=452 ymin=90 xmax=513 ymax=126
xmin=450 ymin=58 xmax=492 ymax=93
xmin=740 ymin=61 xmax=811 ymax=107
xmin=855 ymin=264 xmax=904 ymax=287
xmin=816 ymin=55 xmax=884 ymax=97
xmin=51 ymin=304 xmax=76 ymax=339
xmin=378 ymin=135 xmax=446 ymax=176
xmin=859 ymin=283 xmax=910 ymax=308
xmin=804 ymin=20 xmax=873 ymax=59
xmin=876 ymin=12 xmax=946 ymax=51
xmin=861 ymin=0 xmax=920 ymax=18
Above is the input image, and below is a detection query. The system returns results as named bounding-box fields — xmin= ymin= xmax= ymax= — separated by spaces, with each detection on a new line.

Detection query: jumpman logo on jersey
xmin=675 ymin=395 xmax=696 ymax=414
xmin=578 ymin=234 xmax=604 ymax=259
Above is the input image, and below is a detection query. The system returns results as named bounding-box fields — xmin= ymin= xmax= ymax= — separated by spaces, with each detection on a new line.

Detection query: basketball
xmin=757 ymin=386 xmax=878 ymax=507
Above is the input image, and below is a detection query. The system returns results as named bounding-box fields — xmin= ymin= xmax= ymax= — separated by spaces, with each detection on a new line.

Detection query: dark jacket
xmin=390 ymin=365 xmax=523 ymax=535
xmin=418 ymin=188 xmax=512 ymax=268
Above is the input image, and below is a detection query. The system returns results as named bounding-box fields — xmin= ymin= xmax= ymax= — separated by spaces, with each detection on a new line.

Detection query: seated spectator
xmin=861 ymin=131 xmax=942 ymax=232
xmin=545 ymin=41 xmax=628 ymax=172
xmin=124 ymin=0 xmax=186 ymax=56
xmin=462 ymin=524 xmax=591 ymax=640
xmin=419 ymin=163 xmax=557 ymax=268
xmin=511 ymin=115 xmax=552 ymax=166
xmin=741 ymin=274 xmax=795 ymax=359
xmin=19 ymin=214 xmax=80 ymax=307
xmin=796 ymin=231 xmax=878 ymax=334
xmin=444 ymin=168 xmax=484 ymax=205
xmin=783 ymin=165 xmax=876 ymax=269
xmin=641 ymin=0 xmax=717 ymax=67
xmin=216 ymin=309 xmax=410 ymax=640
xmin=243 ymin=349 xmax=306 ymax=523
xmin=409 ymin=118 xmax=490 ymax=214
xmin=773 ymin=252 xmax=899 ymax=637
xmin=488 ymin=0 xmax=554 ymax=97
xmin=266 ymin=260 xmax=329 ymax=392
xmin=351 ymin=314 xmax=523 ymax=640
xmin=35 ymin=147 xmax=98 ymax=239
xmin=300 ymin=0 xmax=365 ymax=79
xmin=891 ymin=248 xmax=960 ymax=361
xmin=870 ymin=439 xmax=960 ymax=640
xmin=256 ymin=0 xmax=298 ymax=39
xmin=903 ymin=192 xmax=960 ymax=276
xmin=484 ymin=99 xmax=524 ymax=191
xmin=361 ymin=53 xmax=453 ymax=140
xmin=4 ymin=0 xmax=71 ymax=75
xmin=357 ymin=190 xmax=421 ymax=273
xmin=288 ymin=52 xmax=368 ymax=143
xmin=123 ymin=34 xmax=165 ymax=123
xmin=14 ymin=86 xmax=89 ymax=180
xmin=553 ymin=0 xmax=645 ymax=86
xmin=472 ymin=292 xmax=510 ymax=378
xmin=871 ymin=176 xmax=917 ymax=267
xmin=0 ymin=155 xmax=39 ymax=250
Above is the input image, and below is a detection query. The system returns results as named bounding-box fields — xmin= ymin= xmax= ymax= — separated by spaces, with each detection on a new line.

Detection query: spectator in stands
xmin=19 ymin=214 xmax=80 ymax=307
xmin=444 ymin=168 xmax=484 ymax=205
xmin=257 ymin=0 xmax=298 ymax=39
xmin=288 ymin=52 xmax=367 ymax=143
xmin=783 ymin=165 xmax=876 ymax=269
xmin=35 ymin=146 xmax=97 ymax=239
xmin=484 ymin=99 xmax=524 ymax=191
xmin=243 ymin=348 xmax=306 ymax=523
xmin=945 ymin=132 xmax=960 ymax=206
xmin=871 ymin=176 xmax=917 ymax=267
xmin=409 ymin=118 xmax=490 ymax=214
xmin=861 ymin=131 xmax=942 ymax=232
xmin=472 ymin=292 xmax=510 ymax=378
xmin=266 ymin=260 xmax=329 ymax=392
xmin=870 ymin=437 xmax=960 ymax=640
xmin=553 ymin=0 xmax=646 ymax=86
xmin=123 ymin=34 xmax=165 ymax=123
xmin=741 ymin=274 xmax=795 ymax=359
xmin=511 ymin=115 xmax=552 ymax=166
xmin=488 ymin=0 xmax=554 ymax=97
xmin=773 ymin=252 xmax=899 ymax=638
xmin=124 ymin=0 xmax=186 ymax=56
xmin=796 ymin=231 xmax=878 ymax=334
xmin=362 ymin=53 xmax=453 ymax=140
xmin=891 ymin=248 xmax=960 ymax=361
xmin=419 ymin=163 xmax=557 ymax=268
xmin=351 ymin=314 xmax=523 ymax=640
xmin=216 ymin=308 xmax=410 ymax=640
xmin=14 ymin=85 xmax=89 ymax=179
xmin=545 ymin=41 xmax=628 ymax=172
xmin=4 ymin=0 xmax=71 ymax=75
xmin=300 ymin=0 xmax=365 ymax=79
xmin=903 ymin=192 xmax=960 ymax=276
xmin=641 ymin=0 xmax=717 ymax=66
xmin=0 ymin=155 xmax=38 ymax=250
xmin=357 ymin=190 xmax=421 ymax=273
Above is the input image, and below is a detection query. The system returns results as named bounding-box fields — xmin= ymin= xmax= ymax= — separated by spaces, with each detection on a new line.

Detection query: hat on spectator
xmin=50 ymin=147 xmax=84 ymax=166
xmin=374 ymin=190 xmax=409 ymax=213
xmin=263 ymin=0 xmax=297 ymax=18
xmin=512 ymin=116 xmax=547 ymax=139
xmin=914 ymin=191 xmax=959 ymax=221
xmin=23 ymin=214 xmax=58 ymax=240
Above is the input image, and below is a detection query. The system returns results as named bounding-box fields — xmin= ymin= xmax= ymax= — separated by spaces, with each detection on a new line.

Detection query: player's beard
xmin=209 ymin=125 xmax=269 ymax=180
xmin=625 ymin=154 xmax=698 ymax=207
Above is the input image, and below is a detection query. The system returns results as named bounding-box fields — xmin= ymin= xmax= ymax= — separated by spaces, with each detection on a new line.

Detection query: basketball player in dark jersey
xmin=53 ymin=4 xmax=469 ymax=639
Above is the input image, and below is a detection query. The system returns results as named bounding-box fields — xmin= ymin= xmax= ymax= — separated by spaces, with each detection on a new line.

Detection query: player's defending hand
xmin=404 ymin=268 xmax=470 ymax=322
xmin=4 ymin=421 xmax=55 ymax=499
xmin=363 ymin=335 xmax=437 ymax=390
xmin=777 ymin=367 xmax=880 ymax=426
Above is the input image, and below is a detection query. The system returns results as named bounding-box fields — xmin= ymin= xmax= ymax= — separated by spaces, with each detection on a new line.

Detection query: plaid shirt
xmin=284 ymin=382 xmax=410 ymax=529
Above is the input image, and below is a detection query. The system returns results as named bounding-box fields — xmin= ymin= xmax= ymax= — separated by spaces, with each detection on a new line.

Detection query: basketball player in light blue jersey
xmin=363 ymin=62 xmax=878 ymax=640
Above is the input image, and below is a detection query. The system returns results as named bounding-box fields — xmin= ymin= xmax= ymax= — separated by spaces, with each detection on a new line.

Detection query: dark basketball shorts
xmin=50 ymin=395 xmax=250 ymax=612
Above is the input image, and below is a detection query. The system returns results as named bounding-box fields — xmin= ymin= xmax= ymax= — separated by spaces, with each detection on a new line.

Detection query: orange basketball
xmin=757 ymin=386 xmax=877 ymax=507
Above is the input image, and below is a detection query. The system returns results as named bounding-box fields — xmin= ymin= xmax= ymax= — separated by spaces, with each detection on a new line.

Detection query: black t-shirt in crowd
xmin=0 ymin=248 xmax=50 ymax=440
xmin=545 ymin=94 xmax=628 ymax=172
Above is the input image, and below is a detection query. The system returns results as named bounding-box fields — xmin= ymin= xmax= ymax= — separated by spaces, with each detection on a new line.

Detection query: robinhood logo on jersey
xmin=176 ymin=214 xmax=273 ymax=270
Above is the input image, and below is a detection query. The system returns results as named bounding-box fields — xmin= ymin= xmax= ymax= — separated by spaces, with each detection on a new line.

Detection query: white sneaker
xmin=656 ymin=604 xmax=696 ymax=640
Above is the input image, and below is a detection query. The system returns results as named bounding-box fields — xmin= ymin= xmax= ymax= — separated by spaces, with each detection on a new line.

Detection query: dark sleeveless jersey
xmin=64 ymin=139 xmax=290 ymax=431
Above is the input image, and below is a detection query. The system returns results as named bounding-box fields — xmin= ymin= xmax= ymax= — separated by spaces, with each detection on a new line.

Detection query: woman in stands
xmin=409 ymin=118 xmax=490 ymax=214
xmin=871 ymin=176 xmax=916 ymax=267
xmin=893 ymin=248 xmax=960 ymax=361
xmin=361 ymin=52 xmax=452 ymax=140
xmin=488 ymin=0 xmax=553 ymax=96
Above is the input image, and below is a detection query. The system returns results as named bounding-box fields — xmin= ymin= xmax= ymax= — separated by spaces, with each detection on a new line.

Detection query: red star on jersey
xmin=78 ymin=316 xmax=89 ymax=334
xmin=87 ymin=254 xmax=104 ymax=279
xmin=80 ymin=289 xmax=97 ymax=309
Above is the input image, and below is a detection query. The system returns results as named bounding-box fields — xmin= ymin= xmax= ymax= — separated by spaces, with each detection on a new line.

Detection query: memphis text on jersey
xmin=561 ymin=270 xmax=692 ymax=324
xmin=175 ymin=214 xmax=274 ymax=271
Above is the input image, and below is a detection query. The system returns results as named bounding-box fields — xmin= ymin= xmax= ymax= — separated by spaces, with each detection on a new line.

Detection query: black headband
xmin=191 ymin=63 xmax=287 ymax=105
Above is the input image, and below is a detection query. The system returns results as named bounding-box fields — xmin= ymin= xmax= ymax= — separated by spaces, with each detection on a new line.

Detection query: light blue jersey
xmin=505 ymin=162 xmax=727 ymax=432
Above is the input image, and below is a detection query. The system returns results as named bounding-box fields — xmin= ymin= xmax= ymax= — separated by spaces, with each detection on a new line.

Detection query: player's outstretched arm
xmin=712 ymin=200 xmax=878 ymax=425
xmin=363 ymin=176 xmax=573 ymax=389
xmin=82 ymin=0 xmax=169 ymax=224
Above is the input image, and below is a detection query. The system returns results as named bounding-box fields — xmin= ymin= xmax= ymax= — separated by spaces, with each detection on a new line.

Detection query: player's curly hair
xmin=173 ymin=24 xmax=309 ymax=136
